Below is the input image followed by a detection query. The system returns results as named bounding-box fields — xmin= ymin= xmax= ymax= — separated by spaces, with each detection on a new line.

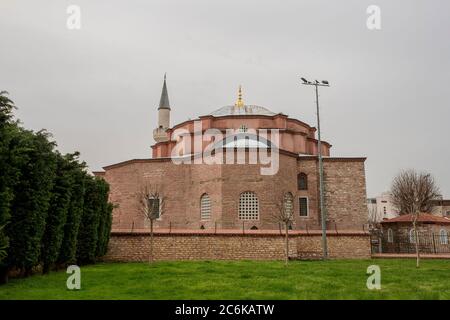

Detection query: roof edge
xmin=298 ymin=156 xmax=367 ymax=162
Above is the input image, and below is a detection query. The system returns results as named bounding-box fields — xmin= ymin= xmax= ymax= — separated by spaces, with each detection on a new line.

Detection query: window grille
xmin=299 ymin=197 xmax=308 ymax=217
xmin=387 ymin=229 xmax=393 ymax=243
xmin=284 ymin=192 xmax=294 ymax=216
xmin=239 ymin=192 xmax=259 ymax=220
xmin=200 ymin=194 xmax=211 ymax=220
xmin=440 ymin=229 xmax=448 ymax=245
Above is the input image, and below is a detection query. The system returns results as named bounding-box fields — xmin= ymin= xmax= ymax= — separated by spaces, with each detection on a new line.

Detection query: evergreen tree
xmin=0 ymin=125 xmax=21 ymax=277
xmin=0 ymin=91 xmax=16 ymax=263
xmin=76 ymin=176 xmax=102 ymax=264
xmin=0 ymin=91 xmax=114 ymax=282
xmin=6 ymin=129 xmax=57 ymax=275
xmin=41 ymin=153 xmax=74 ymax=274
xmin=0 ymin=91 xmax=15 ymax=123
xmin=0 ymin=92 xmax=22 ymax=282
xmin=96 ymin=179 xmax=113 ymax=257
xmin=0 ymin=225 xmax=7 ymax=263
xmin=58 ymin=157 xmax=86 ymax=266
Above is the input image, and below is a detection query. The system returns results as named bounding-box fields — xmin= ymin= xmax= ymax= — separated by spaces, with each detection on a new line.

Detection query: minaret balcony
xmin=153 ymin=127 xmax=169 ymax=142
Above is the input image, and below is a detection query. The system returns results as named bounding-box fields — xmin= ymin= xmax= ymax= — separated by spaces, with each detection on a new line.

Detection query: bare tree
xmin=391 ymin=169 xmax=440 ymax=267
xmin=272 ymin=192 xmax=295 ymax=266
xmin=368 ymin=204 xmax=381 ymax=229
xmin=137 ymin=183 xmax=166 ymax=264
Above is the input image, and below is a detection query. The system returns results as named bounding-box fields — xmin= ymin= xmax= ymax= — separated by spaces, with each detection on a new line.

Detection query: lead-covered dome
xmin=209 ymin=105 xmax=277 ymax=117
xmin=209 ymin=86 xmax=277 ymax=117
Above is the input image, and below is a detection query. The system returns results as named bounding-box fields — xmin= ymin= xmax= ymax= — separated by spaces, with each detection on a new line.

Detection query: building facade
xmin=367 ymin=192 xmax=450 ymax=223
xmin=379 ymin=213 xmax=450 ymax=254
xmin=94 ymin=78 xmax=369 ymax=232
xmin=367 ymin=192 xmax=400 ymax=223
xmin=431 ymin=199 xmax=450 ymax=217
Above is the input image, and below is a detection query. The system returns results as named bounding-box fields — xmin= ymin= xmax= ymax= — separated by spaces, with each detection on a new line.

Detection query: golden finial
xmin=235 ymin=85 xmax=244 ymax=107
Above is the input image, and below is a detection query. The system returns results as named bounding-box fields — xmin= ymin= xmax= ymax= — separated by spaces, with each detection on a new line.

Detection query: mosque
xmin=94 ymin=76 xmax=368 ymax=231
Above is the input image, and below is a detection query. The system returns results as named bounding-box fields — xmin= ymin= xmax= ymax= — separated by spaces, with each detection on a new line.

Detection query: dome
xmin=209 ymin=105 xmax=277 ymax=117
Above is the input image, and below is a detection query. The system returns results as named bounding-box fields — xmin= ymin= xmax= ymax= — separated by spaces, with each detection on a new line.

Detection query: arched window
xmin=284 ymin=192 xmax=294 ymax=217
xmin=387 ymin=229 xmax=394 ymax=243
xmin=239 ymin=192 xmax=259 ymax=220
xmin=297 ymin=173 xmax=308 ymax=190
xmin=409 ymin=229 xmax=416 ymax=243
xmin=440 ymin=229 xmax=448 ymax=245
xmin=200 ymin=193 xmax=211 ymax=220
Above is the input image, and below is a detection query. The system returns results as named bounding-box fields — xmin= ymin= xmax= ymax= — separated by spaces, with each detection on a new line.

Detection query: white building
xmin=367 ymin=192 xmax=399 ymax=223
xmin=368 ymin=192 xmax=450 ymax=224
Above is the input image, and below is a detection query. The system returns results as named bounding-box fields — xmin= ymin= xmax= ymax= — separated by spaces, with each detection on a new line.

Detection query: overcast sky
xmin=1 ymin=0 xmax=449 ymax=197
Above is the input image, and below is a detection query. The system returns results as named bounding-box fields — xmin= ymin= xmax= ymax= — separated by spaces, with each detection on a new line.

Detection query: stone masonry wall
xmin=103 ymin=230 xmax=371 ymax=262
xmin=323 ymin=159 xmax=368 ymax=229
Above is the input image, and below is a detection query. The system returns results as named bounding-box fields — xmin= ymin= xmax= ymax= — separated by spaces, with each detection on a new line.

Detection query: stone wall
xmin=323 ymin=158 xmax=368 ymax=229
xmin=296 ymin=233 xmax=372 ymax=258
xmin=103 ymin=230 xmax=371 ymax=262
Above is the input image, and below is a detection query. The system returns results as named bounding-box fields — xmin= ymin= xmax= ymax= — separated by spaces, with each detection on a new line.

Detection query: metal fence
xmin=129 ymin=219 xmax=370 ymax=233
xmin=371 ymin=232 xmax=450 ymax=254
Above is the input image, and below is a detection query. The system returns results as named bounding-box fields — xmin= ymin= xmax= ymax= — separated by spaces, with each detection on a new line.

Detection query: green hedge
xmin=0 ymin=91 xmax=113 ymax=282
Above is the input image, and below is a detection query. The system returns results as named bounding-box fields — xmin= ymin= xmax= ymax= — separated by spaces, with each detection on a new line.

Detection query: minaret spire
xmin=158 ymin=73 xmax=170 ymax=110
xmin=153 ymin=74 xmax=171 ymax=143
xmin=235 ymin=85 xmax=244 ymax=107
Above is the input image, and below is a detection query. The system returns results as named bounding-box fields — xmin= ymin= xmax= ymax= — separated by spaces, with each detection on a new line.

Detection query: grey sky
xmin=1 ymin=0 xmax=449 ymax=197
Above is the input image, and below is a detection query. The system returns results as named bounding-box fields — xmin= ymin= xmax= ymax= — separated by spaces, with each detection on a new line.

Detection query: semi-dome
xmin=209 ymin=104 xmax=277 ymax=117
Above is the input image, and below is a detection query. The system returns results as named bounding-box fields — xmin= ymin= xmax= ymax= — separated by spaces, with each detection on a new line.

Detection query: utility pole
xmin=300 ymin=77 xmax=330 ymax=259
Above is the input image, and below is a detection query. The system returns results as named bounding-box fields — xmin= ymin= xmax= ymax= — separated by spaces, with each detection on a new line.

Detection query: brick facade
xmin=100 ymin=153 xmax=368 ymax=231
xmin=151 ymin=114 xmax=332 ymax=158
xmin=103 ymin=230 xmax=371 ymax=262
xmin=94 ymin=95 xmax=371 ymax=259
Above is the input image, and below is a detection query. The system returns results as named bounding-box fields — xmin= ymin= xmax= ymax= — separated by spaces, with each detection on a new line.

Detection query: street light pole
xmin=300 ymin=78 xmax=329 ymax=260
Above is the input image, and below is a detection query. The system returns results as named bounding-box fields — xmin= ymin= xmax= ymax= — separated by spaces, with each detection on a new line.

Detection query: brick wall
xmin=103 ymin=230 xmax=371 ymax=262
xmin=101 ymin=154 xmax=368 ymax=231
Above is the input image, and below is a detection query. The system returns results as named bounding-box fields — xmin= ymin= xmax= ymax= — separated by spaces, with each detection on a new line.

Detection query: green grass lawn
xmin=0 ymin=259 xmax=449 ymax=299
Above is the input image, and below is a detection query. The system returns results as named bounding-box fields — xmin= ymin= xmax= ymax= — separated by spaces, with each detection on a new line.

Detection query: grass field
xmin=0 ymin=259 xmax=449 ymax=299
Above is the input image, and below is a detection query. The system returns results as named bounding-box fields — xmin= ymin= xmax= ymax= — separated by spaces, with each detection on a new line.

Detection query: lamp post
xmin=300 ymin=77 xmax=330 ymax=260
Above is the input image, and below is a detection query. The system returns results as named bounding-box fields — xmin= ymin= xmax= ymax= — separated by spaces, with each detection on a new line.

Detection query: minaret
xmin=153 ymin=74 xmax=171 ymax=142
